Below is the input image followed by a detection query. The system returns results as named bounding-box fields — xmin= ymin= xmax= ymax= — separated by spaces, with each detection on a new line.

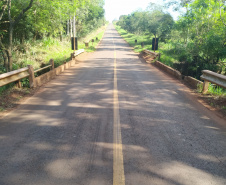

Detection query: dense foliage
xmin=0 ymin=0 xmax=105 ymax=72
xmin=116 ymin=0 xmax=226 ymax=79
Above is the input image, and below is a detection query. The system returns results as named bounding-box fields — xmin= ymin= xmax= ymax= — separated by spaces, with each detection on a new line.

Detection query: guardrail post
xmin=201 ymin=70 xmax=226 ymax=94
xmin=49 ymin=59 xmax=54 ymax=70
xmin=202 ymin=80 xmax=209 ymax=94
xmin=71 ymin=53 xmax=74 ymax=60
xmin=158 ymin=53 xmax=161 ymax=61
xmin=141 ymin=42 xmax=144 ymax=48
xmin=27 ymin=65 xmax=36 ymax=88
xmin=16 ymin=80 xmax=22 ymax=88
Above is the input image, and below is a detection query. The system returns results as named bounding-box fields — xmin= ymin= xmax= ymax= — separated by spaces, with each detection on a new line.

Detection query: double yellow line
xmin=112 ymin=38 xmax=125 ymax=185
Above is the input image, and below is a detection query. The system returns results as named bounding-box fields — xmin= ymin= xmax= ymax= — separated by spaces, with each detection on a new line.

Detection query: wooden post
xmin=158 ymin=53 xmax=161 ymax=61
xmin=27 ymin=65 xmax=36 ymax=88
xmin=71 ymin=53 xmax=74 ymax=60
xmin=141 ymin=42 xmax=144 ymax=48
xmin=16 ymin=80 xmax=22 ymax=88
xmin=202 ymin=80 xmax=209 ymax=94
xmin=49 ymin=59 xmax=54 ymax=70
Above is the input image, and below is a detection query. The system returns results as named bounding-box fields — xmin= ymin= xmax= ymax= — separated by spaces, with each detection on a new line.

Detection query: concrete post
xmin=27 ymin=65 xmax=36 ymax=88
xmin=202 ymin=80 xmax=209 ymax=94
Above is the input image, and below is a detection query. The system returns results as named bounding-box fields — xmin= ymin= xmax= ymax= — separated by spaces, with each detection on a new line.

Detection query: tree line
xmin=0 ymin=0 xmax=105 ymax=72
xmin=116 ymin=0 xmax=226 ymax=78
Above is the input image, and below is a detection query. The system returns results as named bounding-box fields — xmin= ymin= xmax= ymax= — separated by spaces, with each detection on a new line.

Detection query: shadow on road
xmin=0 ymin=25 xmax=225 ymax=185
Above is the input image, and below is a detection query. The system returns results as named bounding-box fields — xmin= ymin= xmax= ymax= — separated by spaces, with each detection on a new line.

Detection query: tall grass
xmin=9 ymin=37 xmax=72 ymax=71
xmin=208 ymin=83 xmax=226 ymax=96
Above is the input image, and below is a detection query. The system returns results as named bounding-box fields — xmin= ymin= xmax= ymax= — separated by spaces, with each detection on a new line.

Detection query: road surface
xmin=0 ymin=24 xmax=226 ymax=185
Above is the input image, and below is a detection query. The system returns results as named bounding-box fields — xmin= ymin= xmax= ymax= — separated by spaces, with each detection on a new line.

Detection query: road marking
xmin=112 ymin=37 xmax=125 ymax=185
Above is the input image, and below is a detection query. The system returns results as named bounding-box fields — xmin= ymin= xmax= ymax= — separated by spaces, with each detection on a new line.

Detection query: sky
xmin=104 ymin=0 xmax=181 ymax=22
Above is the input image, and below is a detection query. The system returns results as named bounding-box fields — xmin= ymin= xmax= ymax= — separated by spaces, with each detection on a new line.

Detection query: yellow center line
xmin=112 ymin=37 xmax=125 ymax=185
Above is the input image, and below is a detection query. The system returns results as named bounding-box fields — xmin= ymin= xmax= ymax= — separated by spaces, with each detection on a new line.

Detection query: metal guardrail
xmin=34 ymin=65 xmax=52 ymax=73
xmin=200 ymin=70 xmax=226 ymax=93
xmin=74 ymin=49 xmax=85 ymax=56
xmin=0 ymin=59 xmax=54 ymax=88
xmin=71 ymin=49 xmax=85 ymax=59
xmin=0 ymin=67 xmax=29 ymax=87
xmin=0 ymin=49 xmax=84 ymax=89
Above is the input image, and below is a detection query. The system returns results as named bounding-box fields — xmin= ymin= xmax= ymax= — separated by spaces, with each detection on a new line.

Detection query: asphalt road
xmin=0 ymin=24 xmax=226 ymax=185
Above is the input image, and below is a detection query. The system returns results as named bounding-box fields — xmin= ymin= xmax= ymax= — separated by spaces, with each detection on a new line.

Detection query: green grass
xmin=115 ymin=25 xmax=150 ymax=53
xmin=197 ymin=82 xmax=226 ymax=96
xmin=208 ymin=83 xmax=226 ymax=96
xmin=114 ymin=25 xmax=178 ymax=67
xmin=10 ymin=38 xmax=71 ymax=70
xmin=9 ymin=38 xmax=74 ymax=71
xmin=79 ymin=25 xmax=107 ymax=52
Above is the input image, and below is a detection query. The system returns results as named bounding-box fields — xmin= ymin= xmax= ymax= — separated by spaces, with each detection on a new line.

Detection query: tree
xmin=173 ymin=0 xmax=226 ymax=77
xmin=0 ymin=0 xmax=34 ymax=71
xmin=116 ymin=7 xmax=174 ymax=40
xmin=0 ymin=0 xmax=105 ymax=72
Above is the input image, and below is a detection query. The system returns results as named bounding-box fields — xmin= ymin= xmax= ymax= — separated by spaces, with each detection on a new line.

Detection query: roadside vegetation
xmin=114 ymin=0 xmax=226 ymax=79
xmin=0 ymin=23 xmax=107 ymax=113
xmin=114 ymin=25 xmax=175 ymax=66
xmin=114 ymin=0 xmax=226 ymax=113
xmin=0 ymin=0 xmax=106 ymax=72
xmin=0 ymin=0 xmax=107 ymax=112
xmin=115 ymin=25 xmax=226 ymax=114
xmin=0 ymin=25 xmax=106 ymax=74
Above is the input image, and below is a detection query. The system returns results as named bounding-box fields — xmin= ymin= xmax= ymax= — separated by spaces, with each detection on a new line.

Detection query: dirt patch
xmin=0 ymin=87 xmax=41 ymax=118
xmin=197 ymin=94 xmax=226 ymax=116
xmin=140 ymin=52 xmax=156 ymax=63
